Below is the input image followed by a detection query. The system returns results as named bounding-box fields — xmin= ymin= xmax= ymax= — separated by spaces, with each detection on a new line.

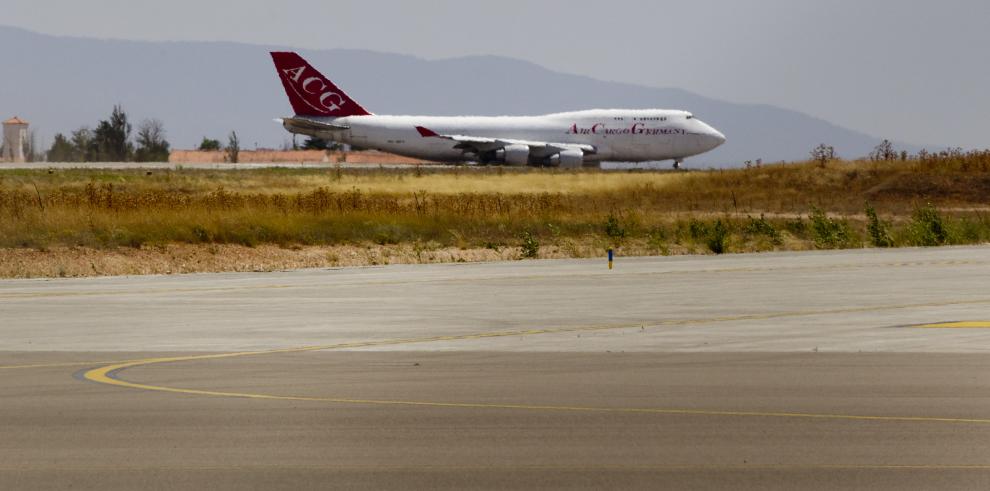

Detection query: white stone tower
xmin=2 ymin=116 xmax=29 ymax=162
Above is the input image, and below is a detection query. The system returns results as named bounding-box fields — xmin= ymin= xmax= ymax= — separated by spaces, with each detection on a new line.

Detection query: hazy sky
xmin=5 ymin=0 xmax=988 ymax=148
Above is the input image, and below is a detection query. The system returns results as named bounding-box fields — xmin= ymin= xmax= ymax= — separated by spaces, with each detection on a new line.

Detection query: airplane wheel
xmin=673 ymin=161 xmax=682 ymax=170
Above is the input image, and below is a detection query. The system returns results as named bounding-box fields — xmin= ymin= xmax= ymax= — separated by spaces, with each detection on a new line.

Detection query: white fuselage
xmin=305 ymin=109 xmax=725 ymax=164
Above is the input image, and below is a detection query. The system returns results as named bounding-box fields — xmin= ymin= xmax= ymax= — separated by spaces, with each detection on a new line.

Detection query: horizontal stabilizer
xmin=279 ymin=117 xmax=350 ymax=137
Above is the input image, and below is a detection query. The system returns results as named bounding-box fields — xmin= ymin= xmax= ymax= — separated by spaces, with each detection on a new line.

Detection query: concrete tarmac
xmin=2 ymin=161 xmax=442 ymax=170
xmin=2 ymin=161 xmax=665 ymax=171
xmin=2 ymin=246 xmax=990 ymax=489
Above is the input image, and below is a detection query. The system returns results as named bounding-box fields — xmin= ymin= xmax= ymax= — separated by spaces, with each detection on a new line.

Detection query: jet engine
xmin=549 ymin=149 xmax=584 ymax=168
xmin=496 ymin=144 xmax=530 ymax=166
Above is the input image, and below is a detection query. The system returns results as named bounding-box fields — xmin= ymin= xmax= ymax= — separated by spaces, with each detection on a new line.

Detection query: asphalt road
xmin=2 ymin=246 xmax=990 ymax=489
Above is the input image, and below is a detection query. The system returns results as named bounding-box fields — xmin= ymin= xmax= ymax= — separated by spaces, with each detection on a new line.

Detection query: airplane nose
xmin=711 ymin=129 xmax=726 ymax=147
xmin=700 ymin=122 xmax=726 ymax=149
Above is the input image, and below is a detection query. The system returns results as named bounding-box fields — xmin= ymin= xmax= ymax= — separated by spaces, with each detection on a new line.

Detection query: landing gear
xmin=673 ymin=160 xmax=683 ymax=170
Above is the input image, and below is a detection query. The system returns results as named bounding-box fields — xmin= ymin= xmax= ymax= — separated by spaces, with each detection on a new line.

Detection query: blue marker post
xmin=608 ymin=249 xmax=614 ymax=270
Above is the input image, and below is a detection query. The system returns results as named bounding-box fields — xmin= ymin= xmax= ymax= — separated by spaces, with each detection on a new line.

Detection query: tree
xmin=870 ymin=139 xmax=896 ymax=162
xmin=198 ymin=137 xmax=222 ymax=151
xmin=22 ymin=130 xmax=38 ymax=162
xmin=134 ymin=119 xmax=171 ymax=162
xmin=47 ymin=133 xmax=77 ymax=162
xmin=71 ymin=127 xmax=96 ymax=162
xmin=225 ymin=131 xmax=240 ymax=163
xmin=93 ymin=105 xmax=133 ymax=161
xmin=810 ymin=143 xmax=836 ymax=168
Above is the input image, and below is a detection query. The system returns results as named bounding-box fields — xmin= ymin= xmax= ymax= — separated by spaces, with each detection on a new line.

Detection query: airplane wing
xmin=415 ymin=126 xmax=595 ymax=159
xmin=277 ymin=117 xmax=350 ymax=137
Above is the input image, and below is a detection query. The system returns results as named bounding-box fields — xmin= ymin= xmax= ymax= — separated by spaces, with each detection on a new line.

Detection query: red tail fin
xmin=270 ymin=52 xmax=372 ymax=117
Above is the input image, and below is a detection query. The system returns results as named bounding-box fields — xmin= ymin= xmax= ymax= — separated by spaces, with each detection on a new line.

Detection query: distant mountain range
xmin=2 ymin=26 xmax=925 ymax=166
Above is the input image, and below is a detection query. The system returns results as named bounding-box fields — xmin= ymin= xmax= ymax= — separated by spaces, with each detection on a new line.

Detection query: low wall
xmin=169 ymin=150 xmax=432 ymax=165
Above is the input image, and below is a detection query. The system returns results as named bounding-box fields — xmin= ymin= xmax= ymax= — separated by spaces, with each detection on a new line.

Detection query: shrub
xmin=955 ymin=215 xmax=990 ymax=244
xmin=191 ymin=225 xmax=211 ymax=243
xmin=371 ymin=223 xmax=403 ymax=245
xmin=909 ymin=203 xmax=949 ymax=246
xmin=604 ymin=213 xmax=626 ymax=240
xmin=647 ymin=226 xmax=671 ymax=256
xmin=784 ymin=218 xmax=807 ymax=236
xmin=688 ymin=219 xmax=709 ymax=241
xmin=198 ymin=137 xmax=221 ymax=151
xmin=519 ymin=231 xmax=539 ymax=259
xmin=707 ymin=220 xmax=729 ymax=254
xmin=809 ymin=207 xmax=852 ymax=249
xmin=745 ymin=214 xmax=782 ymax=245
xmin=865 ymin=203 xmax=894 ymax=248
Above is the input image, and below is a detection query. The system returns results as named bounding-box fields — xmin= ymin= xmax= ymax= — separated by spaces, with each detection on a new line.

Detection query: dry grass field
xmin=1 ymin=151 xmax=989 ymax=278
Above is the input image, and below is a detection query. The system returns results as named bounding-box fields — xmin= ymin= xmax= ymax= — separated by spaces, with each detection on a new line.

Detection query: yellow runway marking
xmin=73 ymin=297 xmax=990 ymax=426
xmin=82 ymin=359 xmax=990 ymax=425
xmin=917 ymin=321 xmax=990 ymax=329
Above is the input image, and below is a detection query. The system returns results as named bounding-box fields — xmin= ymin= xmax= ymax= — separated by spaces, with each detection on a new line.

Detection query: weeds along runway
xmin=2 ymin=246 xmax=990 ymax=489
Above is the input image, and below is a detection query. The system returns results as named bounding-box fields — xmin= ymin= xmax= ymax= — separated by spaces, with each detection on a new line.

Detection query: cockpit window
xmin=686 ymin=115 xmax=694 ymax=120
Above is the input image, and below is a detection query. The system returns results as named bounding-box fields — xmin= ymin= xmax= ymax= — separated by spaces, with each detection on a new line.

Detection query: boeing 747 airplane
xmin=272 ymin=52 xmax=725 ymax=169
